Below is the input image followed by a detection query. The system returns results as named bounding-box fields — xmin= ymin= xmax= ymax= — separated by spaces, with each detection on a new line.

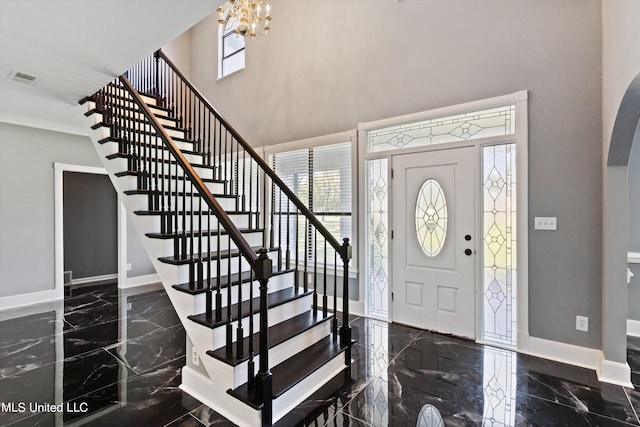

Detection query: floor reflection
xmin=1 ymin=286 xmax=639 ymax=427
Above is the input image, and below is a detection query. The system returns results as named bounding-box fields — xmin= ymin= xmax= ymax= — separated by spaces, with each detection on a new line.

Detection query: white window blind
xmin=271 ymin=142 xmax=352 ymax=264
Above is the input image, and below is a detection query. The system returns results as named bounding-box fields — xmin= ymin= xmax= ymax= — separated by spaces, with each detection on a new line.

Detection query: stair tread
xmin=91 ymin=119 xmax=183 ymax=133
xmin=228 ymin=335 xmax=350 ymax=408
xmin=207 ymin=310 xmax=333 ymax=367
xmin=98 ymin=133 xmax=196 ymax=146
xmin=187 ymin=287 xmax=312 ymax=330
xmin=98 ymin=138 xmax=201 ymax=156
xmin=115 ymin=170 xmax=224 ymax=184
xmin=172 ymin=266 xmax=292 ymax=295
xmin=158 ymin=246 xmax=277 ymax=265
xmin=135 ymin=209 xmax=252 ymax=217
xmin=106 ymin=152 xmax=215 ymax=172
xmin=125 ymin=189 xmax=234 ymax=199
xmin=147 ymin=227 xmax=263 ymax=240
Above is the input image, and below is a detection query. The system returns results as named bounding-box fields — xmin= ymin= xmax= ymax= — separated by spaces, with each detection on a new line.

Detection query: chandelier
xmin=217 ymin=0 xmax=272 ymax=38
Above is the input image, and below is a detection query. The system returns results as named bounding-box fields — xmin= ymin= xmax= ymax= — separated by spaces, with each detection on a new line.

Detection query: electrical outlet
xmin=192 ymin=348 xmax=200 ymax=366
xmin=576 ymin=316 xmax=589 ymax=332
xmin=534 ymin=217 xmax=557 ymax=230
xmin=126 ymin=263 xmax=132 ymax=271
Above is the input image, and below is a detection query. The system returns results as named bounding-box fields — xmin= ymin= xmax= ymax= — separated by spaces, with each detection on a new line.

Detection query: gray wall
xmin=628 ymin=127 xmax=640 ymax=321
xmin=189 ymin=0 xmax=603 ymax=348
xmin=0 ymin=123 xmax=103 ymax=298
xmin=63 ymin=171 xmax=117 ymax=279
xmin=127 ymin=216 xmax=156 ymax=278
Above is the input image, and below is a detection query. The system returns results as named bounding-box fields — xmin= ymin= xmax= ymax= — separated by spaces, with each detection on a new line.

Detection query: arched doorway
xmin=602 ymin=72 xmax=640 ymax=386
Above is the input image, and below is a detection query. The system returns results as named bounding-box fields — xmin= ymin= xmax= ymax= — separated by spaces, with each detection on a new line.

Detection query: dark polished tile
xmin=0 ymin=311 xmax=59 ymax=348
xmin=515 ymin=392 xmax=639 ymax=426
xmin=189 ymin=404 xmax=239 ymax=426
xmin=64 ymin=357 xmax=201 ymax=426
xmin=108 ymin=324 xmax=185 ymax=374
xmin=63 ymin=299 xmax=118 ymax=328
xmin=63 ymin=319 xmax=120 ymax=357
xmin=0 ymin=349 xmax=131 ymax=425
xmin=627 ymin=388 xmax=640 ymax=421
xmin=349 ymin=317 xmax=423 ymax=356
xmin=326 ymin=411 xmax=375 ymax=426
xmin=0 ymin=335 xmax=57 ymax=379
xmin=165 ymin=413 xmax=207 ymax=426
xmin=138 ymin=305 xmax=181 ymax=328
xmin=127 ymin=289 xmax=172 ymax=316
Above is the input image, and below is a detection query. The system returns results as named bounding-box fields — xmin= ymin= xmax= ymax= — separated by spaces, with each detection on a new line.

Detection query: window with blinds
xmin=271 ymin=141 xmax=352 ymax=265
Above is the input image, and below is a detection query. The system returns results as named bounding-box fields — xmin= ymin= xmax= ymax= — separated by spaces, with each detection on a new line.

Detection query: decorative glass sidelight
xmin=367 ymin=105 xmax=515 ymax=153
xmin=415 ymin=179 xmax=448 ymax=257
xmin=366 ymin=158 xmax=389 ymax=318
xmin=483 ymin=347 xmax=517 ymax=425
xmin=482 ymin=143 xmax=517 ymax=346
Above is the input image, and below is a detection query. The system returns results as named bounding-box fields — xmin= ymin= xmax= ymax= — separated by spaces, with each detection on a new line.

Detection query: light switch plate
xmin=534 ymin=217 xmax=557 ymax=230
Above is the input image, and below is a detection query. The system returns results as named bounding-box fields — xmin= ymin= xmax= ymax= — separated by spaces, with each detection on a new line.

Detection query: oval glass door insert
xmin=415 ymin=179 xmax=448 ymax=256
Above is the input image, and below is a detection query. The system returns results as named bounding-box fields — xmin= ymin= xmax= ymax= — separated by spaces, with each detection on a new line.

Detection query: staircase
xmin=79 ymin=50 xmax=354 ymax=427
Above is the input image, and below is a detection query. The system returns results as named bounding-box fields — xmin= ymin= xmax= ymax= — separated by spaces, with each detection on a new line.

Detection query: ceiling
xmin=0 ymin=0 xmax=219 ymax=135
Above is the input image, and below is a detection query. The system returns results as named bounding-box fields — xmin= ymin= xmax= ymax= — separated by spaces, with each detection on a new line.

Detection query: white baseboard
xmin=517 ymin=332 xmax=632 ymax=387
xmin=0 ymin=289 xmax=63 ymax=311
xmin=628 ymin=319 xmax=640 ymax=337
xmin=71 ymin=273 xmax=118 ymax=285
xmin=121 ymin=273 xmax=160 ymax=289
xmin=597 ymin=355 xmax=633 ymax=387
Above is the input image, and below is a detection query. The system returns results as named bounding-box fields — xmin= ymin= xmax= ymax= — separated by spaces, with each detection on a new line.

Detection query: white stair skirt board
xmin=181 ymin=365 xmax=262 ymax=427
xmin=517 ymin=332 xmax=633 ymax=387
xmin=628 ymin=319 xmax=640 ymax=337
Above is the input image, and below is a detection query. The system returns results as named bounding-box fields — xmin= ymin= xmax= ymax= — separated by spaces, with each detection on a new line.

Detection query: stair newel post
xmin=323 ymin=239 xmax=328 ymax=317
xmin=181 ymin=171 xmax=188 ymax=259
xmin=285 ymin=195 xmax=291 ymax=271
xmin=303 ymin=217 xmax=309 ymax=293
xmin=188 ymin=181 xmax=196 ymax=289
xmin=249 ymin=155 xmax=254 ymax=229
xmin=339 ymin=238 xmax=353 ymax=375
xmin=205 ymin=208 xmax=213 ymax=319
xmin=313 ymin=228 xmax=318 ymax=316
xmin=277 ymin=190 xmax=283 ymax=271
xmin=215 ymin=221 xmax=222 ymax=322
xmin=197 ymin=194 xmax=204 ymax=290
xmin=254 ymin=248 xmax=273 ymax=427
xmin=247 ymin=269 xmax=255 ymax=392
xmin=333 ymin=251 xmax=338 ymax=338
xmin=225 ymin=234 xmax=233 ymax=354
xmin=294 ymin=210 xmax=299 ymax=292
xmin=159 ymin=109 xmax=167 ymax=235
xmin=236 ymin=255 xmax=244 ymax=357
xmin=154 ymin=51 xmax=161 ymax=107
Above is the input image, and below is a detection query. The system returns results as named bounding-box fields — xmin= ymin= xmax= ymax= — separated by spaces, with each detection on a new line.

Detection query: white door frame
xmin=54 ymin=163 xmax=126 ymax=295
xmin=358 ymin=91 xmax=529 ymax=348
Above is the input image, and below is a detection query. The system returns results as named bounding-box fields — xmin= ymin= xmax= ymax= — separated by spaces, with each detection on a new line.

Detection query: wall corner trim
xmin=597 ymin=356 xmax=633 ymax=387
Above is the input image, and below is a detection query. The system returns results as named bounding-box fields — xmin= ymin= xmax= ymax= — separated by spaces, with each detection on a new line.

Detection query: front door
xmin=392 ymin=146 xmax=476 ymax=338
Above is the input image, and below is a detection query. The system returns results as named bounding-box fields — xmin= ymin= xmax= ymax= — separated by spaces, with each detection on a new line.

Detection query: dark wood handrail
xmin=155 ymin=50 xmax=348 ymax=260
xmin=118 ymin=74 xmax=259 ymax=267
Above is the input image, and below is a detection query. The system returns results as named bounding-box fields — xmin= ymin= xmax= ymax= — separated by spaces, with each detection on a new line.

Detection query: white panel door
xmin=392 ymin=146 xmax=476 ymax=338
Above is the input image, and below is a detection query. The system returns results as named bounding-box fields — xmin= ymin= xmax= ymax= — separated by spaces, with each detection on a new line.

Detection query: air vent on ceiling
xmin=9 ymin=70 xmax=39 ymax=85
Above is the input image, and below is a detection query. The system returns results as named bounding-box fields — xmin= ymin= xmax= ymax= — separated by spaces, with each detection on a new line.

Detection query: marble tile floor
xmin=0 ymin=281 xmax=638 ymax=426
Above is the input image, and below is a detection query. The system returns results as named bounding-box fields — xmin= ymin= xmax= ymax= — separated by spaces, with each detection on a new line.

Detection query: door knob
xmin=465 ymin=234 xmax=472 ymax=241
xmin=465 ymin=249 xmax=473 ymax=256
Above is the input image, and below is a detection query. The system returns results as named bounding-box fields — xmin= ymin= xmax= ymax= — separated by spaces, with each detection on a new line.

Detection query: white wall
xmin=190 ymin=0 xmax=604 ymax=350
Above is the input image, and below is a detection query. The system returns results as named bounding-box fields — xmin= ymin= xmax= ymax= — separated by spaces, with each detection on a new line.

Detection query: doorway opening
xmin=360 ymin=92 xmax=528 ymax=347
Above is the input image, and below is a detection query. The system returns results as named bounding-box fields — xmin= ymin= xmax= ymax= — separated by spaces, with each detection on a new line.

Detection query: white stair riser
xmin=272 ymin=354 xmax=346 ymax=424
xmin=90 ymin=109 xmax=177 ymax=128
xmin=185 ymin=272 xmax=295 ymax=315
xmin=124 ymin=192 xmax=238 ymax=214
xmin=231 ymin=320 xmax=331 ymax=389
xmin=93 ymin=125 xmax=193 ymax=151
xmin=118 ymin=174 xmax=226 ymax=197
xmin=172 ymin=250 xmax=278 ymax=283
xmin=102 ymin=145 xmax=206 ymax=167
